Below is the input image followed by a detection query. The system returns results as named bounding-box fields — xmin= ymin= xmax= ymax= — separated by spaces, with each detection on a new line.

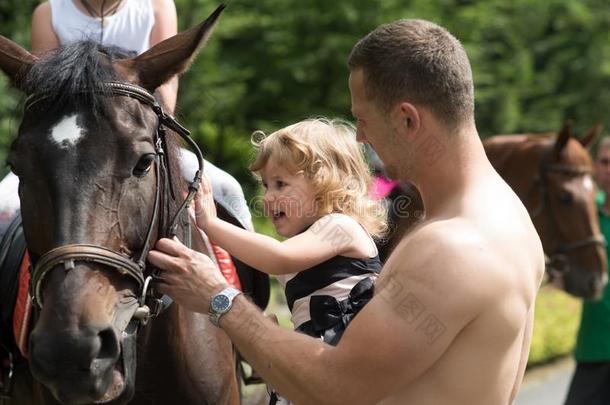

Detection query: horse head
xmin=0 ymin=6 xmax=224 ymax=404
xmin=540 ymin=123 xmax=607 ymax=298
xmin=485 ymin=122 xmax=607 ymax=299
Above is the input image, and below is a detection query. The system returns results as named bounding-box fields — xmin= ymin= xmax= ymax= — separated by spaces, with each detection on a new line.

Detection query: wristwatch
xmin=209 ymin=287 xmax=242 ymax=326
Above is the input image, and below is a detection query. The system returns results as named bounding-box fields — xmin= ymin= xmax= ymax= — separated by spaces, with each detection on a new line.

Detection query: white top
xmin=49 ymin=0 xmax=155 ymax=55
xmin=0 ymin=172 xmax=20 ymax=218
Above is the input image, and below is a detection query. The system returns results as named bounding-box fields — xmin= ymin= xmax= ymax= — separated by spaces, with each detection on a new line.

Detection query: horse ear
xmin=114 ymin=4 xmax=225 ymax=92
xmin=553 ymin=121 xmax=572 ymax=158
xmin=579 ymin=124 xmax=603 ymax=149
xmin=0 ymin=35 xmax=37 ymax=90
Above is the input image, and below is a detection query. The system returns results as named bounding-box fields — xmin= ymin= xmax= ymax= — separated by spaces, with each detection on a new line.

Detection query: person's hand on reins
xmin=149 ymin=237 xmax=229 ymax=313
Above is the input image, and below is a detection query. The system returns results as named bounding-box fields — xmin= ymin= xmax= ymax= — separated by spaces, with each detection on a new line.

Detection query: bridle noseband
xmin=24 ymin=82 xmax=203 ymax=323
xmin=530 ymin=155 xmax=607 ymax=280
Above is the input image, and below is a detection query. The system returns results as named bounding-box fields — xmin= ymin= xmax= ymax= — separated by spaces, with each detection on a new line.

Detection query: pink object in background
xmin=370 ymin=175 xmax=399 ymax=200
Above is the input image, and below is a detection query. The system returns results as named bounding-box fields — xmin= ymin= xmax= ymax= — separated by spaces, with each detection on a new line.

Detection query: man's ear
xmin=398 ymin=102 xmax=421 ymax=135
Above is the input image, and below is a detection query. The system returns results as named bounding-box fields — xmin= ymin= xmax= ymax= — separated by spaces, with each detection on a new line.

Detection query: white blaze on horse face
xmin=50 ymin=115 xmax=85 ymax=148
xmin=583 ymin=175 xmax=594 ymax=192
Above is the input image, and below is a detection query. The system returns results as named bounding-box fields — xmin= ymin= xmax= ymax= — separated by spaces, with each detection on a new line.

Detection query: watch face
xmin=211 ymin=294 xmax=231 ymax=313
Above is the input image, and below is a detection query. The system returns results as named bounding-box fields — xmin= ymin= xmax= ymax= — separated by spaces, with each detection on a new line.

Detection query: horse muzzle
xmin=28 ymin=323 xmax=131 ymax=404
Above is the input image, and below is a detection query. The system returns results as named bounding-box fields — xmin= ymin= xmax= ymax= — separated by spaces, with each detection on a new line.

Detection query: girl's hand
xmin=193 ymin=173 xmax=217 ymax=229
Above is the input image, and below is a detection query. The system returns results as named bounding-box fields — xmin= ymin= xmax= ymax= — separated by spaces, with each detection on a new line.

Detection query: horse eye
xmin=558 ymin=191 xmax=573 ymax=205
xmin=133 ymin=154 xmax=155 ymax=177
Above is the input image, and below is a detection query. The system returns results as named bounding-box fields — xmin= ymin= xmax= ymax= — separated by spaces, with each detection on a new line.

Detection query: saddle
xmin=0 ymin=212 xmax=27 ymax=395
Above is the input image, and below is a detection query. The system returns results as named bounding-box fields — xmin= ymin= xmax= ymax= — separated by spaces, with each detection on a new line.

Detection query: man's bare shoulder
xmin=380 ymin=218 xmax=518 ymax=318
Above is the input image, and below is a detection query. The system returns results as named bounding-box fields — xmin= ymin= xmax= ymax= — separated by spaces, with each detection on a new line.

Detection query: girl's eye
xmin=277 ymin=181 xmax=286 ymax=189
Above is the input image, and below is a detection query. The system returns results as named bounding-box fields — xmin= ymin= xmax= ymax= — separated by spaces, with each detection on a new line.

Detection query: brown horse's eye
xmin=558 ymin=190 xmax=574 ymax=205
xmin=133 ymin=154 xmax=155 ymax=177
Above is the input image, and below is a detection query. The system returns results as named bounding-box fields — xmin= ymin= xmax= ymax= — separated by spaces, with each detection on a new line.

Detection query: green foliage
xmin=528 ymin=286 xmax=581 ymax=366
xmin=2 ymin=0 xmax=610 ymax=187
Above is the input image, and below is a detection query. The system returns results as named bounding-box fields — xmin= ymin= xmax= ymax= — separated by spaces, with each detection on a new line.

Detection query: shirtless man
xmin=149 ymin=19 xmax=545 ymax=404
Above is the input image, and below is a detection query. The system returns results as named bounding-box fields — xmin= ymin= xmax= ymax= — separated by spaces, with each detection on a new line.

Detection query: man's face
xmin=348 ymin=69 xmax=401 ymax=179
xmin=595 ymin=145 xmax=610 ymax=194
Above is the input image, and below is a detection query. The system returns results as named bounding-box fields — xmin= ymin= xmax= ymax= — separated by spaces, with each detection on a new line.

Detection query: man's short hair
xmin=348 ymin=19 xmax=475 ymax=128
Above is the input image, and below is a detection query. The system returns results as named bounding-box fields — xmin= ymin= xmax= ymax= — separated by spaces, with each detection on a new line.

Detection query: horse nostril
xmin=97 ymin=327 xmax=119 ymax=361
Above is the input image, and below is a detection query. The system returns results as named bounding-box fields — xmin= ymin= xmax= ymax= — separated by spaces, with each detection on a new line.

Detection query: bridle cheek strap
xmin=531 ymin=153 xmax=607 ymax=278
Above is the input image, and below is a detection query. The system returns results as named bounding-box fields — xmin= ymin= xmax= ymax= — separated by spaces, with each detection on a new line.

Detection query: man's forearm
xmin=220 ymin=296 xmax=343 ymax=405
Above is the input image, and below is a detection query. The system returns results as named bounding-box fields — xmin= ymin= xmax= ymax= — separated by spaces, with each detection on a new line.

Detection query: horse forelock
xmin=555 ymin=137 xmax=593 ymax=168
xmin=22 ymin=41 xmax=135 ymax=116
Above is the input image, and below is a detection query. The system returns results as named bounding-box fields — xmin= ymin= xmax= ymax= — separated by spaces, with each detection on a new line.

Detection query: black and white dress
xmin=269 ymin=221 xmax=382 ymax=404
xmin=277 ymin=239 xmax=382 ymax=345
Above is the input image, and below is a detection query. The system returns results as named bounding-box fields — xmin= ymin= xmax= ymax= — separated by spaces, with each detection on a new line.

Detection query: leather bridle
xmin=529 ymin=154 xmax=606 ymax=280
xmin=23 ymin=82 xmax=203 ymax=324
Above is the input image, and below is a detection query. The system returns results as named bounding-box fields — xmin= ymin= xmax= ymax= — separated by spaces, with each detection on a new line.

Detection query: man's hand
xmin=193 ymin=173 xmax=218 ymax=230
xmin=148 ymin=237 xmax=229 ymax=313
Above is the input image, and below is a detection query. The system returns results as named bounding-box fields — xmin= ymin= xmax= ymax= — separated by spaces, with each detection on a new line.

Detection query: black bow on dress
xmin=307 ymin=277 xmax=375 ymax=345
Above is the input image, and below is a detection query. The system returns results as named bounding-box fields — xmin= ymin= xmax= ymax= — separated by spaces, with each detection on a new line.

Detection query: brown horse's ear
xmin=579 ymin=124 xmax=603 ymax=149
xmin=114 ymin=4 xmax=225 ymax=92
xmin=553 ymin=121 xmax=572 ymax=158
xmin=0 ymin=35 xmax=37 ymax=90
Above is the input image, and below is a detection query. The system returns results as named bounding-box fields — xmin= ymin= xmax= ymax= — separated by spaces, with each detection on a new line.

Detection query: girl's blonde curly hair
xmin=250 ymin=118 xmax=388 ymax=239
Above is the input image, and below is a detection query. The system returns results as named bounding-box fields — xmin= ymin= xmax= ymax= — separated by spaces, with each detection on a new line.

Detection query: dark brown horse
xmin=0 ymin=6 xmax=244 ymax=405
xmin=380 ymin=123 xmax=607 ymax=299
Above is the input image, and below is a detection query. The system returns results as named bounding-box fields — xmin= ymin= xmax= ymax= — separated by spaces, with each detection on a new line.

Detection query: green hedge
xmin=528 ymin=286 xmax=581 ymax=367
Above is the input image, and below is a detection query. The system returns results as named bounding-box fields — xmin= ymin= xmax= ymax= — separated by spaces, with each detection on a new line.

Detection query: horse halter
xmin=530 ymin=154 xmax=607 ymax=279
xmin=24 ymin=82 xmax=204 ymax=321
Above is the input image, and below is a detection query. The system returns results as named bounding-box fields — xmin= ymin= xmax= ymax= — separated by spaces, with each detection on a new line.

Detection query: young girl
xmin=195 ymin=118 xmax=387 ymax=345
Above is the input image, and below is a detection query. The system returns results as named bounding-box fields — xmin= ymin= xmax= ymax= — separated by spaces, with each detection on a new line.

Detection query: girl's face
xmin=260 ymin=156 xmax=320 ymax=237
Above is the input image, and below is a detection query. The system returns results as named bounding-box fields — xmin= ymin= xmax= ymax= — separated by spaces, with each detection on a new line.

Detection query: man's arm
xmin=220 ymin=229 xmax=486 ymax=404
xmin=150 ymin=224 xmax=488 ymax=404
xmin=150 ymin=0 xmax=178 ymax=112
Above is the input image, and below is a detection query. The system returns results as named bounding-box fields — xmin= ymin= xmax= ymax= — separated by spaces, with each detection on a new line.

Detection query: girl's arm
xmin=150 ymin=0 xmax=179 ymax=112
xmin=31 ymin=2 xmax=60 ymax=56
xmin=195 ymin=177 xmax=373 ymax=275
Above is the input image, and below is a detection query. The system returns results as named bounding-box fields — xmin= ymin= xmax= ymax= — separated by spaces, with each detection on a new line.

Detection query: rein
xmin=528 ymin=152 xmax=606 ymax=280
xmin=24 ymin=82 xmax=203 ymax=324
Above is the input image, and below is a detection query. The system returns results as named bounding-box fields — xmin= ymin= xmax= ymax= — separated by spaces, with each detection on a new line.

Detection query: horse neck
xmin=134 ymin=307 xmax=238 ymax=404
